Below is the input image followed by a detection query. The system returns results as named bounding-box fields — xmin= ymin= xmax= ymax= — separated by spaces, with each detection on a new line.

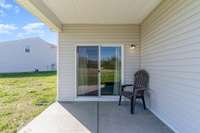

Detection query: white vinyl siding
xmin=0 ymin=38 xmax=56 ymax=73
xmin=58 ymin=24 xmax=140 ymax=101
xmin=141 ymin=0 xmax=200 ymax=133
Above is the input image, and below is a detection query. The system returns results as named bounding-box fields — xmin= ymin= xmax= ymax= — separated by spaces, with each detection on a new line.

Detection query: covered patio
xmin=19 ymin=102 xmax=173 ymax=133
xmin=17 ymin=0 xmax=200 ymax=132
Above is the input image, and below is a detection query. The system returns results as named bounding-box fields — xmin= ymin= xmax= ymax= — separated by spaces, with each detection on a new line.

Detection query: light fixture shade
xmin=130 ymin=44 xmax=136 ymax=49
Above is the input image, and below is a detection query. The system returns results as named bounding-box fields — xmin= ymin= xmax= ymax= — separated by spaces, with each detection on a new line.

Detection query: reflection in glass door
xmin=100 ymin=47 xmax=121 ymax=95
xmin=77 ymin=46 xmax=98 ymax=96
xmin=77 ymin=45 xmax=121 ymax=97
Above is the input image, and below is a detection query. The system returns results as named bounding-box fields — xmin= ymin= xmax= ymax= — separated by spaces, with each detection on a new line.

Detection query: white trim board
xmin=75 ymin=96 xmax=120 ymax=101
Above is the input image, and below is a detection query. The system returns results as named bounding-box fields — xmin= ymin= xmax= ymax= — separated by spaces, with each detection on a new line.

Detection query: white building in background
xmin=0 ymin=37 xmax=57 ymax=73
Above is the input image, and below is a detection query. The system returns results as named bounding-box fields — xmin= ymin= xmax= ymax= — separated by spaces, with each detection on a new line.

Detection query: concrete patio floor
xmin=19 ymin=102 xmax=174 ymax=133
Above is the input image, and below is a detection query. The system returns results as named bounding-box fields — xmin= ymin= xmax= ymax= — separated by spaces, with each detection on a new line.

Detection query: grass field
xmin=78 ymin=68 xmax=121 ymax=85
xmin=0 ymin=71 xmax=56 ymax=133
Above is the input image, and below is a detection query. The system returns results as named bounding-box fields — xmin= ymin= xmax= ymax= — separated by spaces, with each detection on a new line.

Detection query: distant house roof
xmin=0 ymin=37 xmax=57 ymax=48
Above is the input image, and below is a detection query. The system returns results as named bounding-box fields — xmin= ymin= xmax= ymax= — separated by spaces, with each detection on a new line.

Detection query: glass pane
xmin=101 ymin=47 xmax=121 ymax=95
xmin=77 ymin=46 xmax=98 ymax=96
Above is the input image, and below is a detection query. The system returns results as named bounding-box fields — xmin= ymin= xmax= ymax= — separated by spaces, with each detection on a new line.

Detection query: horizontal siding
xmin=62 ymin=24 xmax=140 ymax=43
xmin=58 ymin=24 xmax=140 ymax=101
xmin=57 ymin=40 xmax=75 ymax=101
xmin=141 ymin=0 xmax=200 ymax=133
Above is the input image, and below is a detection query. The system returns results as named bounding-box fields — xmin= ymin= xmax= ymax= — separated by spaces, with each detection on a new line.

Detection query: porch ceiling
xmin=17 ymin=0 xmax=161 ymax=31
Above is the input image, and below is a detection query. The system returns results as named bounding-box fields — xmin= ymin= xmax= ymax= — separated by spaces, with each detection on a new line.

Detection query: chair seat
xmin=122 ymin=90 xmax=143 ymax=99
xmin=121 ymin=91 xmax=133 ymax=99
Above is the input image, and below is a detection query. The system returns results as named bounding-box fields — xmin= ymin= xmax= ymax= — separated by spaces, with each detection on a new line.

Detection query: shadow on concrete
xmin=19 ymin=101 xmax=174 ymax=133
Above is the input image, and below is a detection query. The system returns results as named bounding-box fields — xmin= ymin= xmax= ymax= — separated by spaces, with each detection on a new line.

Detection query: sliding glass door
xmin=77 ymin=45 xmax=121 ymax=97
xmin=77 ymin=46 xmax=99 ymax=96
xmin=100 ymin=47 xmax=121 ymax=95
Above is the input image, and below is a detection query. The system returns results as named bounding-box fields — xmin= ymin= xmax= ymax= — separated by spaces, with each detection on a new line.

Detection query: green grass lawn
xmin=0 ymin=71 xmax=56 ymax=133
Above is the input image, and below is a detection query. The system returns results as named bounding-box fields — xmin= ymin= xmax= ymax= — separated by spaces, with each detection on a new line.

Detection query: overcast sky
xmin=0 ymin=0 xmax=57 ymax=44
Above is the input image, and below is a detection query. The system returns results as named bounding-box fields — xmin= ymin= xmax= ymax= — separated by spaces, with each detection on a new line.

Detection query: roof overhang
xmin=17 ymin=0 xmax=62 ymax=32
xmin=17 ymin=0 xmax=161 ymax=32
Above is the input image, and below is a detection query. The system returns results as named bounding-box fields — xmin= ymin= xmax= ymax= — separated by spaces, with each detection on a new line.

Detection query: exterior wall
xmin=141 ymin=0 xmax=200 ymax=132
xmin=0 ymin=38 xmax=57 ymax=73
xmin=58 ymin=24 xmax=140 ymax=101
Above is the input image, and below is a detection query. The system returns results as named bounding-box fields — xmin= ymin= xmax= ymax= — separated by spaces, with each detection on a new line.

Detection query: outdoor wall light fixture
xmin=130 ymin=44 xmax=136 ymax=49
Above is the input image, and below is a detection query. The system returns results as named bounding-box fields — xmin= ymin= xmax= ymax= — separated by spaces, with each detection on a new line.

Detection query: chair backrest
xmin=134 ymin=70 xmax=149 ymax=89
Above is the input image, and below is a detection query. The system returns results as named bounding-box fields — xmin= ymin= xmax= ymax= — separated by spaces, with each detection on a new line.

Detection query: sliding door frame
xmin=75 ymin=43 xmax=124 ymax=101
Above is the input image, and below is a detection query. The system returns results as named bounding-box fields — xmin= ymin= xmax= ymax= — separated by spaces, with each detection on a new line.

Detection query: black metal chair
xmin=119 ymin=70 xmax=149 ymax=114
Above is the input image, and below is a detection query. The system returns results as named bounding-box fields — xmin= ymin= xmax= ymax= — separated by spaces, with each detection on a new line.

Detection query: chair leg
xmin=131 ymin=96 xmax=135 ymax=114
xmin=141 ymin=96 xmax=146 ymax=110
xmin=119 ymin=95 xmax=122 ymax=105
